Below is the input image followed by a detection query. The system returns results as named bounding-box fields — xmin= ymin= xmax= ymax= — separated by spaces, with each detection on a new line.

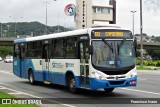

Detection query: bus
xmin=13 ymin=27 xmax=137 ymax=93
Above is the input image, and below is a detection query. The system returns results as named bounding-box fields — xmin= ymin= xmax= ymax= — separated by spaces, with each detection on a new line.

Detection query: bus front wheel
xmin=29 ymin=70 xmax=35 ymax=85
xmin=104 ymin=88 xmax=114 ymax=93
xmin=68 ymin=76 xmax=77 ymax=93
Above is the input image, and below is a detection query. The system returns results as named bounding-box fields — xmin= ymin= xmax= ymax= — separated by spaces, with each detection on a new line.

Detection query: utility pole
xmin=43 ymin=0 xmax=57 ymax=34
xmin=130 ymin=11 xmax=136 ymax=35
xmin=45 ymin=2 xmax=48 ymax=34
xmin=1 ymin=23 xmax=2 ymax=38
xmin=140 ymin=0 xmax=143 ymax=67
xmin=0 ymin=18 xmax=3 ymax=38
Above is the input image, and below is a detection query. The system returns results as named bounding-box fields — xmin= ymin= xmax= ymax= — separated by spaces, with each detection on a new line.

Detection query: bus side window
xmin=34 ymin=41 xmax=42 ymax=58
xmin=50 ymin=40 xmax=54 ymax=58
xmin=20 ymin=43 xmax=26 ymax=59
xmin=26 ymin=42 xmax=32 ymax=58
xmin=14 ymin=44 xmax=20 ymax=58
xmin=66 ymin=37 xmax=77 ymax=58
xmin=53 ymin=38 xmax=64 ymax=58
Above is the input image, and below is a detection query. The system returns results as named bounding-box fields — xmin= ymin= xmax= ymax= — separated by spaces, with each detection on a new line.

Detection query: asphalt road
xmin=0 ymin=61 xmax=160 ymax=107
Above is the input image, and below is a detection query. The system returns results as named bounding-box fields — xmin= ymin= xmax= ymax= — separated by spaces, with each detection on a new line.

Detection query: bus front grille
xmin=109 ymin=80 xmax=125 ymax=85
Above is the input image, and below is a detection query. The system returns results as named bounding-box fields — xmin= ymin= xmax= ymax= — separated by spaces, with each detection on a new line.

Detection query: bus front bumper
xmin=90 ymin=76 xmax=137 ymax=90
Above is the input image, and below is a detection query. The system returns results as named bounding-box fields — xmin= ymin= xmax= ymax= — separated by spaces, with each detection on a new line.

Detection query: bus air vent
xmin=109 ymin=80 xmax=125 ymax=85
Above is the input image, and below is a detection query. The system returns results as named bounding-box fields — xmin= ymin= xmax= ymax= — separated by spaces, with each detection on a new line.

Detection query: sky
xmin=0 ymin=0 xmax=160 ymax=36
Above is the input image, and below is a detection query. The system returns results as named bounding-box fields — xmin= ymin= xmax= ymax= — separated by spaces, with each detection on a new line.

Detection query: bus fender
xmin=65 ymin=71 xmax=79 ymax=88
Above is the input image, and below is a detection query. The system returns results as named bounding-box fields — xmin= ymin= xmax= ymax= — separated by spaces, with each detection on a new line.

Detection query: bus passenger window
xmin=66 ymin=37 xmax=77 ymax=58
xmin=14 ymin=44 xmax=20 ymax=58
xmin=53 ymin=39 xmax=64 ymax=58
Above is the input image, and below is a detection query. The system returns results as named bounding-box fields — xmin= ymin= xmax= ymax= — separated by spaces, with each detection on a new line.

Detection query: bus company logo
xmin=2 ymin=99 xmax=12 ymax=104
xmin=115 ymin=76 xmax=119 ymax=80
xmin=64 ymin=4 xmax=76 ymax=16
xmin=66 ymin=63 xmax=74 ymax=67
xmin=52 ymin=62 xmax=64 ymax=68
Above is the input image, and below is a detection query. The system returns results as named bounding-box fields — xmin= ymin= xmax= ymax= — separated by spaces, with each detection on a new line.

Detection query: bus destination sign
xmin=92 ymin=30 xmax=132 ymax=39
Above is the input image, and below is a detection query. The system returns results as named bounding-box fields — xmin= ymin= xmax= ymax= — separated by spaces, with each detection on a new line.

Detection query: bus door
xmin=13 ymin=44 xmax=21 ymax=77
xmin=42 ymin=40 xmax=52 ymax=81
xmin=20 ymin=43 xmax=26 ymax=77
xmin=42 ymin=45 xmax=50 ymax=81
xmin=79 ymin=41 xmax=90 ymax=87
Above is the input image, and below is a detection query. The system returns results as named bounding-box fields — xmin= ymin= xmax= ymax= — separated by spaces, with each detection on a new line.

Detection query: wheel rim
xmin=30 ymin=73 xmax=33 ymax=83
xmin=70 ymin=79 xmax=75 ymax=89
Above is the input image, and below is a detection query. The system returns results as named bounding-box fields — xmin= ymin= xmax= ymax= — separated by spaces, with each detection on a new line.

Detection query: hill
xmin=0 ymin=21 xmax=71 ymax=38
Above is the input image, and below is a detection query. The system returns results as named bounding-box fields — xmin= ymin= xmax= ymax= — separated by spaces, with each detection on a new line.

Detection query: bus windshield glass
xmin=92 ymin=40 xmax=135 ymax=68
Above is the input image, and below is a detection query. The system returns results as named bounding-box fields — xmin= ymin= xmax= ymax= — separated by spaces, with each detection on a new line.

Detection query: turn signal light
xmin=129 ymin=80 xmax=136 ymax=84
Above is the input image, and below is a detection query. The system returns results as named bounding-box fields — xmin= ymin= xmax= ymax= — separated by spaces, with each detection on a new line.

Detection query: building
xmin=75 ymin=0 xmax=116 ymax=29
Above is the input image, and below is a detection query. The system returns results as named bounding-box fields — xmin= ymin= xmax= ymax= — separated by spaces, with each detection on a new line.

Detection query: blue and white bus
xmin=13 ymin=27 xmax=137 ymax=93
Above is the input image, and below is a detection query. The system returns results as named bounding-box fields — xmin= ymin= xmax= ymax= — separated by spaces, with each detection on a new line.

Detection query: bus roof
xmin=14 ymin=27 xmax=130 ymax=43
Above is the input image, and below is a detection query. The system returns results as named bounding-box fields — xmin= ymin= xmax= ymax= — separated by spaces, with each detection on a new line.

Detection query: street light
xmin=130 ymin=11 xmax=136 ymax=35
xmin=140 ymin=0 xmax=143 ymax=67
xmin=10 ymin=16 xmax=23 ymax=38
xmin=43 ymin=0 xmax=57 ymax=34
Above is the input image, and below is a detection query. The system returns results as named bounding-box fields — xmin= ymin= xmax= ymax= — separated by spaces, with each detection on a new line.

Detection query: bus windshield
xmin=92 ymin=40 xmax=135 ymax=68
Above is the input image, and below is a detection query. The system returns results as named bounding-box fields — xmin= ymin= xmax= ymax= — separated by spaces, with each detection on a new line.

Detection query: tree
xmin=146 ymin=49 xmax=160 ymax=60
xmin=0 ymin=46 xmax=13 ymax=58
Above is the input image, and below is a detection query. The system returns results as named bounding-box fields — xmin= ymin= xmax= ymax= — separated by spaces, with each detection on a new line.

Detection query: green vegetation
xmin=136 ymin=59 xmax=160 ymax=70
xmin=0 ymin=91 xmax=14 ymax=98
xmin=0 ymin=92 xmax=38 ymax=107
xmin=0 ymin=46 xmax=13 ymax=58
xmin=0 ymin=21 xmax=71 ymax=38
xmin=136 ymin=60 xmax=160 ymax=67
xmin=136 ymin=66 xmax=152 ymax=70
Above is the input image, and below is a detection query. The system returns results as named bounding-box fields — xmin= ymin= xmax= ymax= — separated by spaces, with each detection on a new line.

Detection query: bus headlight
xmin=92 ymin=72 xmax=106 ymax=80
xmin=126 ymin=70 xmax=137 ymax=78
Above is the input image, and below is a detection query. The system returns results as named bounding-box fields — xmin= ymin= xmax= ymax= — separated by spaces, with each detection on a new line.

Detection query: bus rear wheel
xmin=68 ymin=76 xmax=77 ymax=93
xmin=29 ymin=70 xmax=35 ymax=85
xmin=104 ymin=88 xmax=114 ymax=93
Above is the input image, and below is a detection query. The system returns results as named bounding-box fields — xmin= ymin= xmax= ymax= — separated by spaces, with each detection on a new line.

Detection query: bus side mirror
xmin=89 ymin=45 xmax=93 ymax=55
xmin=134 ymin=37 xmax=137 ymax=57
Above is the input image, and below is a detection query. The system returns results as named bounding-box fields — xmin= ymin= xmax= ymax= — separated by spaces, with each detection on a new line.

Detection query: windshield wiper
xmin=102 ymin=39 xmax=113 ymax=53
xmin=117 ymin=39 xmax=126 ymax=55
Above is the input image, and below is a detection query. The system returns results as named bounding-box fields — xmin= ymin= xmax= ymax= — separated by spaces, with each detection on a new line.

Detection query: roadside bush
xmin=136 ymin=60 xmax=160 ymax=67
xmin=143 ymin=61 xmax=148 ymax=66
xmin=136 ymin=60 xmax=140 ymax=65
xmin=152 ymin=61 xmax=158 ymax=67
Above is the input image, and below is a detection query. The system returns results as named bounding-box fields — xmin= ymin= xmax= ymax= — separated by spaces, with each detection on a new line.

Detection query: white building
xmin=75 ymin=0 xmax=116 ymax=29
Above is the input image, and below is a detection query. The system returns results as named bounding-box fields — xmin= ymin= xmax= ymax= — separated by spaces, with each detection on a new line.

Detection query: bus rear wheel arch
xmin=66 ymin=72 xmax=78 ymax=93
xmin=28 ymin=69 xmax=36 ymax=85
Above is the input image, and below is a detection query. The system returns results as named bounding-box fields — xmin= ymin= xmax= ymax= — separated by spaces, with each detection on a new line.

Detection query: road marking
xmin=121 ymin=88 xmax=160 ymax=96
xmin=138 ymin=78 xmax=146 ymax=80
xmin=0 ymin=70 xmax=12 ymax=75
xmin=0 ymin=87 xmax=6 ymax=89
xmin=0 ymin=85 xmax=76 ymax=107
xmin=8 ymin=92 xmax=24 ymax=95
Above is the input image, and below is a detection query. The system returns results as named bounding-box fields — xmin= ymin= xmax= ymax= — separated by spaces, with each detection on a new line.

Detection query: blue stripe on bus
xmin=14 ymin=39 xmax=26 ymax=43
xmin=89 ymin=76 xmax=137 ymax=90
xmin=13 ymin=58 xmax=137 ymax=90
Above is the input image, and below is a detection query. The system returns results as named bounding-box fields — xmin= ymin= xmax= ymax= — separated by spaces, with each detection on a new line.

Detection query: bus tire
xmin=28 ymin=70 xmax=35 ymax=85
xmin=104 ymin=88 xmax=114 ymax=93
xmin=68 ymin=75 xmax=77 ymax=93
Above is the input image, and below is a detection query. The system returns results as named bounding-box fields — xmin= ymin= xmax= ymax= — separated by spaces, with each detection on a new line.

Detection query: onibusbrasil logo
xmin=64 ymin=4 xmax=76 ymax=16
